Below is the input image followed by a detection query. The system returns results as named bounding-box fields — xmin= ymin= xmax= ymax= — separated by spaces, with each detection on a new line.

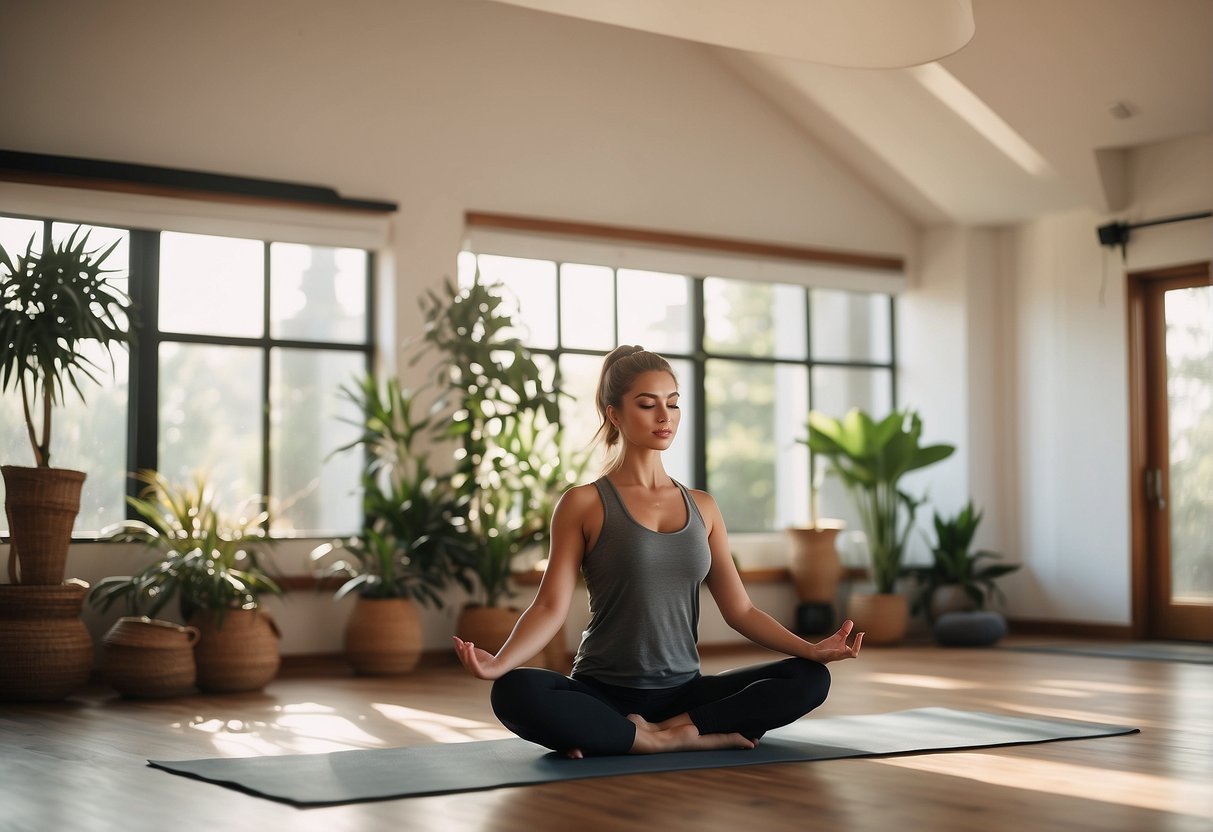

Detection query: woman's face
xmin=609 ymin=370 xmax=681 ymax=451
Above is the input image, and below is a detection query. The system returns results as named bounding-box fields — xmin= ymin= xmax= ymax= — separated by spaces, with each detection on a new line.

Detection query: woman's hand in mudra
xmin=810 ymin=620 xmax=864 ymax=663
xmin=452 ymin=636 xmax=508 ymax=680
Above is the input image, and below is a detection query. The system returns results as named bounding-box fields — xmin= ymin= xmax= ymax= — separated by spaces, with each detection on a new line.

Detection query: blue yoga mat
xmin=149 ymin=707 xmax=1138 ymax=806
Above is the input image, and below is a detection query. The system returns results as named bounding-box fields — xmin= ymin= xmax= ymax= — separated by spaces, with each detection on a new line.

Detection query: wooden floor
xmin=3 ymin=639 xmax=1212 ymax=832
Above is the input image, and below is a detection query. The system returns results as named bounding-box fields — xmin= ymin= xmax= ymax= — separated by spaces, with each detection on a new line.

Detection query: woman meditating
xmin=453 ymin=345 xmax=863 ymax=758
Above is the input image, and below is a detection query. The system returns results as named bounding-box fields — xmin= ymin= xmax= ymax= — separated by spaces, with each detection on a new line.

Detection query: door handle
xmin=1145 ymin=467 xmax=1166 ymax=510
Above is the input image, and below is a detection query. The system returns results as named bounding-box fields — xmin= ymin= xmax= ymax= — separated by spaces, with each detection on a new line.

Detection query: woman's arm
xmin=453 ymin=484 xmax=595 ymax=680
xmin=696 ymin=491 xmax=863 ymax=664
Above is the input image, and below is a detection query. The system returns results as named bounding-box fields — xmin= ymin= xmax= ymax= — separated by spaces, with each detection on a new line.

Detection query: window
xmin=0 ymin=215 xmax=373 ymax=538
xmin=457 ymin=250 xmax=896 ymax=532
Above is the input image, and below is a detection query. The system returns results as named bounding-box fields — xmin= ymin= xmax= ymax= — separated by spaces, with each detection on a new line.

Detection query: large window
xmin=0 ymin=215 xmax=373 ymax=538
xmin=458 ymin=250 xmax=896 ymax=532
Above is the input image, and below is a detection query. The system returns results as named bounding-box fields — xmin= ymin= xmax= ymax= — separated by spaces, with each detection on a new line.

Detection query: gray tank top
xmin=571 ymin=477 xmax=711 ymax=688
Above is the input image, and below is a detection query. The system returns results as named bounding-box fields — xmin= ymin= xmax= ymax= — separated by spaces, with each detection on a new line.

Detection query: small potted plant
xmin=905 ymin=501 xmax=1020 ymax=624
xmin=88 ymin=470 xmax=283 ymax=693
xmin=807 ymin=408 xmax=955 ymax=644
xmin=1 ymin=227 xmax=134 ymax=586
xmin=310 ymin=376 xmax=475 ymax=675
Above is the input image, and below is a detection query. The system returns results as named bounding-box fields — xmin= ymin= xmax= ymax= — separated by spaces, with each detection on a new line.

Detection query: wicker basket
xmin=3 ymin=465 xmax=86 ymax=586
xmin=101 ymin=617 xmax=199 ymax=698
xmin=190 ymin=608 xmax=281 ymax=693
xmin=0 ymin=582 xmax=93 ymax=701
xmin=344 ymin=597 xmax=424 ymax=675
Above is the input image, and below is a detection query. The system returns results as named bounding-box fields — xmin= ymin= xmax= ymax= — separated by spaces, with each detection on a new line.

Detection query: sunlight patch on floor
xmin=371 ymin=703 xmax=513 ymax=743
xmin=1014 ymin=685 xmax=1088 ymax=699
xmin=275 ymin=702 xmax=338 ymax=714
xmin=274 ymin=714 xmax=390 ymax=748
xmin=1036 ymin=679 xmax=1157 ymax=696
xmin=989 ymin=701 xmax=1154 ymax=729
xmin=874 ymin=752 xmax=1213 ymax=819
xmin=864 ymin=672 xmax=982 ymax=690
xmin=183 ymin=705 xmax=393 ymax=755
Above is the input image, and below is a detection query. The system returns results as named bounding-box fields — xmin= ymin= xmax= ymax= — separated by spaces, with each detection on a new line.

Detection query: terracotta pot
xmin=190 ymin=608 xmax=281 ymax=693
xmin=785 ymin=523 xmax=844 ymax=603
xmin=847 ymin=592 xmax=909 ymax=645
xmin=456 ymin=605 xmax=565 ymax=669
xmin=3 ymin=465 xmax=86 ymax=586
xmin=345 ymin=597 xmax=424 ymax=675
xmin=101 ymin=617 xmax=199 ymax=698
xmin=456 ymin=605 xmax=521 ymax=655
xmin=0 ymin=581 xmax=93 ymax=701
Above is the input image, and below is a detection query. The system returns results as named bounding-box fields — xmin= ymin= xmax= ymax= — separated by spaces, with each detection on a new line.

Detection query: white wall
xmin=997 ymin=132 xmax=1213 ymax=624
xmin=0 ymin=0 xmax=915 ymax=654
xmin=897 ymin=226 xmax=1006 ymax=567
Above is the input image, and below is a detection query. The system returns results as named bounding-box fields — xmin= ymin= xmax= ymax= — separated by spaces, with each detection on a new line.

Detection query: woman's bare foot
xmin=627 ymin=714 xmax=659 ymax=733
xmin=628 ymin=722 xmax=754 ymax=754
xmin=565 ymin=748 xmax=584 ymax=759
xmin=627 ymin=712 xmax=694 ymax=733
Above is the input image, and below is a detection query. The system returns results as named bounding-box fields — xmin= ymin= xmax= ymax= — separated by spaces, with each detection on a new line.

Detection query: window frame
xmin=463 ymin=249 xmax=898 ymax=532
xmin=2 ymin=212 xmax=376 ymax=540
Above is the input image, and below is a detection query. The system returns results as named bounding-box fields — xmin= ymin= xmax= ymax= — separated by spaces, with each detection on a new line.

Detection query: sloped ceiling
xmin=486 ymin=0 xmax=1213 ymax=226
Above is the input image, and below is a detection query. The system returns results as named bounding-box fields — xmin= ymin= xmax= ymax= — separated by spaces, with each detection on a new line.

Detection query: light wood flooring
xmin=2 ymin=639 xmax=1211 ymax=832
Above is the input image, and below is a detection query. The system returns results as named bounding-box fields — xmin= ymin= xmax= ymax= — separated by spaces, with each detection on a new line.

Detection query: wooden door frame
xmin=1126 ymin=260 xmax=1212 ymax=638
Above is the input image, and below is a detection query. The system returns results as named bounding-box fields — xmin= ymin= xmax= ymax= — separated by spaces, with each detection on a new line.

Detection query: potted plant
xmin=806 ymin=408 xmax=955 ymax=643
xmin=416 ymin=274 xmax=580 ymax=667
xmin=905 ymin=501 xmax=1020 ymax=623
xmin=454 ymin=407 xmax=575 ymax=667
xmin=88 ymin=470 xmax=283 ymax=693
xmin=1 ymin=227 xmax=134 ymax=586
xmin=310 ymin=376 xmax=475 ymax=675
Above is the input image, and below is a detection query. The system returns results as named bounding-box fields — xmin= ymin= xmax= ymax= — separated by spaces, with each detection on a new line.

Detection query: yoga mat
xmin=1005 ymin=642 xmax=1213 ymax=666
xmin=148 ymin=707 xmax=1138 ymax=806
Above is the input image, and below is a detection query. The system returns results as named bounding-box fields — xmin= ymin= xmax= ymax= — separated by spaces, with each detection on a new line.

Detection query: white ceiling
xmin=486 ymin=0 xmax=1213 ymax=226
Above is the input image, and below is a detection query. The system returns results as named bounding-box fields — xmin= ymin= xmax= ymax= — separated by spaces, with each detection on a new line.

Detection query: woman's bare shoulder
xmin=552 ymin=482 xmax=605 ymax=549
xmin=554 ymin=481 xmax=603 ymax=520
xmin=687 ymin=487 xmax=720 ymax=512
xmin=687 ymin=488 xmax=724 ymax=526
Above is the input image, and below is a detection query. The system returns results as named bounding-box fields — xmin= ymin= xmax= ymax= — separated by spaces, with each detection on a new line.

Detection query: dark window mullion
xmin=127 ymin=230 xmax=161 ymax=512
xmin=889 ymin=296 xmax=899 ymax=408
xmin=260 ymin=243 xmax=273 ymax=528
xmin=365 ymin=251 xmax=377 ymax=373
xmin=611 ymin=268 xmax=620 ymax=347
xmin=805 ymin=286 xmax=815 ymax=414
xmin=155 ymin=331 xmax=367 ymax=352
xmin=690 ymin=277 xmax=706 ymax=492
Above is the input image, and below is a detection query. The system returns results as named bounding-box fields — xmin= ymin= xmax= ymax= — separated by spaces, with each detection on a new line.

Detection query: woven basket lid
xmin=103 ymin=616 xmax=199 ymax=648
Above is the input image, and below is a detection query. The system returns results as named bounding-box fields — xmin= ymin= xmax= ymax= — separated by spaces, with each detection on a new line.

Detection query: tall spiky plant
xmin=0 ymin=228 xmax=134 ymax=468
xmin=414 ymin=273 xmax=582 ymax=607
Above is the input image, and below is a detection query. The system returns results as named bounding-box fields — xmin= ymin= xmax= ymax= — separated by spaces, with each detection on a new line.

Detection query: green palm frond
xmin=88 ymin=471 xmax=279 ymax=625
xmin=806 ymin=408 xmax=955 ymax=593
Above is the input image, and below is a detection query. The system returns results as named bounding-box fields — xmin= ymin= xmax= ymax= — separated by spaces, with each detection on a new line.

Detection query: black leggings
xmin=490 ymin=657 xmax=831 ymax=756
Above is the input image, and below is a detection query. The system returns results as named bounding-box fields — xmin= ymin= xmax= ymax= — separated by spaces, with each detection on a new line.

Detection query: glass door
xmin=1139 ymin=269 xmax=1213 ymax=641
